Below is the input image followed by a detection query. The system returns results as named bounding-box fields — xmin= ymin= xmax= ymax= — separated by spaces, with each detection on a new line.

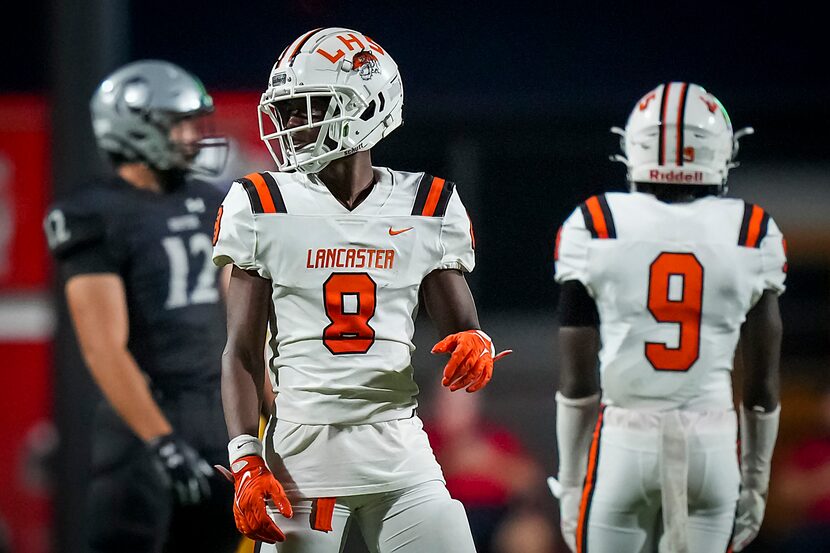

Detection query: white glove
xmin=731 ymin=404 xmax=780 ymax=552
xmin=548 ymin=476 xmax=581 ymax=552
xmin=732 ymin=487 xmax=767 ymax=551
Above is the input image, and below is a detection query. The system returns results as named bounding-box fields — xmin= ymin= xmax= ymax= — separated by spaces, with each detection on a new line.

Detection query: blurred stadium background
xmin=1 ymin=2 xmax=827 ymax=552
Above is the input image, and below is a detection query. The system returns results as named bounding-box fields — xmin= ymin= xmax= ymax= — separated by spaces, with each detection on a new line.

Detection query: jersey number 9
xmin=645 ymin=252 xmax=704 ymax=372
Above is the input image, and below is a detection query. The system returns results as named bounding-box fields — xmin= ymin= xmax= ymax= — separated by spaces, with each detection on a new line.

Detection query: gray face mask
xmin=90 ymin=60 xmax=228 ymax=176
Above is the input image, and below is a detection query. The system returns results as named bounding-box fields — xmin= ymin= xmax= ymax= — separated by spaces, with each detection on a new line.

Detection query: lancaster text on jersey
xmin=306 ymin=248 xmax=396 ymax=269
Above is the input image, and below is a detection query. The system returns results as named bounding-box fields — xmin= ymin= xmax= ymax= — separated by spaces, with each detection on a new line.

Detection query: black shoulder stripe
xmin=597 ymin=194 xmax=617 ymax=239
xmin=411 ymin=173 xmax=434 ymax=215
xmin=738 ymin=202 xmax=772 ymax=248
xmin=757 ymin=211 xmax=770 ymax=246
xmin=239 ymin=178 xmax=264 ymax=214
xmin=260 ymin=172 xmax=287 ymax=213
xmin=432 ymin=181 xmax=456 ymax=218
xmin=580 ymin=203 xmax=599 ymax=239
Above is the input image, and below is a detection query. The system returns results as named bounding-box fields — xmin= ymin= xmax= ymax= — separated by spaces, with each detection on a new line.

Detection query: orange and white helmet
xmin=611 ymin=82 xmax=753 ymax=191
xmin=259 ymin=28 xmax=403 ymax=173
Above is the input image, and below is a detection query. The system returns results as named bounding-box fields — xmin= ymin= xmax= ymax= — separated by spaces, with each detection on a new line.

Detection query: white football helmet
xmin=258 ymin=28 xmax=404 ymax=174
xmin=611 ymin=82 xmax=753 ymax=192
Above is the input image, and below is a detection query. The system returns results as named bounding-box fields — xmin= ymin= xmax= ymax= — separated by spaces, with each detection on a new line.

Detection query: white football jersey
xmin=213 ymin=167 xmax=475 ymax=425
xmin=555 ymin=191 xmax=787 ymax=410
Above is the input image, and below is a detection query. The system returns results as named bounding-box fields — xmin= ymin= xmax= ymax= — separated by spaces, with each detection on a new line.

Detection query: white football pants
xmin=576 ymin=406 xmax=740 ymax=553
xmin=259 ymin=479 xmax=477 ymax=553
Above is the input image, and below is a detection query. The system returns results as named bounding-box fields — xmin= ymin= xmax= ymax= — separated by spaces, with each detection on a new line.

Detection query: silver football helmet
xmin=90 ymin=60 xmax=227 ymax=175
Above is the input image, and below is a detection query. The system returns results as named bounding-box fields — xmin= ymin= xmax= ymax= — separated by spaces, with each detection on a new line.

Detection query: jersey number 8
xmin=323 ymin=273 xmax=377 ymax=354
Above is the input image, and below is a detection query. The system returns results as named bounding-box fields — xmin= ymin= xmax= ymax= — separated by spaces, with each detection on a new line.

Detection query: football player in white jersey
xmin=550 ymin=82 xmax=786 ymax=553
xmin=211 ymin=28 xmax=510 ymax=552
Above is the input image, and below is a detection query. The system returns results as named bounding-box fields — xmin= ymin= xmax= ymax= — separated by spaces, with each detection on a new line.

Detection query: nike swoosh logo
xmin=236 ymin=471 xmax=252 ymax=508
xmin=388 ymin=227 xmax=414 ymax=236
xmin=239 ymin=471 xmax=251 ymax=488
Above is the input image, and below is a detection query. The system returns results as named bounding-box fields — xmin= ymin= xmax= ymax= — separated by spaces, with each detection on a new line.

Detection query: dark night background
xmin=1 ymin=2 xmax=828 ymax=552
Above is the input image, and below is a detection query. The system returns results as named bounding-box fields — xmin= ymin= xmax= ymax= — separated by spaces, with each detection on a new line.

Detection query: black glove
xmin=148 ymin=433 xmax=213 ymax=505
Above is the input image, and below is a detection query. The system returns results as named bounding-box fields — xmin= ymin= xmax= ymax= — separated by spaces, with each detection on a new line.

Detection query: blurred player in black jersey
xmin=43 ymin=60 xmax=238 ymax=553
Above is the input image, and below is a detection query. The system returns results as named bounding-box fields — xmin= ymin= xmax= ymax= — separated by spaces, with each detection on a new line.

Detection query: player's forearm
xmin=422 ymin=269 xmax=481 ymax=336
xmin=221 ymin=346 xmax=265 ymax=438
xmin=741 ymin=291 xmax=782 ymax=411
xmin=83 ymin=347 xmax=172 ymax=442
xmin=558 ymin=326 xmax=601 ymax=399
xmin=222 ymin=266 xmax=272 ymax=438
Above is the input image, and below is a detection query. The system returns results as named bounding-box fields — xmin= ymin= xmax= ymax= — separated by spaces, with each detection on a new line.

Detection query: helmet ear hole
xmin=378 ymin=92 xmax=386 ymax=113
xmin=360 ymin=100 xmax=377 ymax=122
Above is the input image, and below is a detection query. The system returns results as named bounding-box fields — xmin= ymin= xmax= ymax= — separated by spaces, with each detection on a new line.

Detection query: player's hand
xmin=548 ymin=476 xmax=581 ymax=553
xmin=431 ymin=329 xmax=512 ymax=393
xmin=731 ymin=486 xmax=767 ymax=551
xmin=215 ymin=455 xmax=293 ymax=544
xmin=148 ymin=433 xmax=213 ymax=505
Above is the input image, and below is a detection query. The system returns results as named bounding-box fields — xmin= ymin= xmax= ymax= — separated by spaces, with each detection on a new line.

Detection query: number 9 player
xmin=212 ymin=27 xmax=510 ymax=552
xmin=551 ymin=82 xmax=786 ymax=553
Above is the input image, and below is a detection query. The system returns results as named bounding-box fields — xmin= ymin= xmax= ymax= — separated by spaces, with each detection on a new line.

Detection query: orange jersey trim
xmin=422 ymin=177 xmax=446 ymax=217
xmin=245 ymin=172 xmax=277 ymax=214
xmin=311 ymin=497 xmax=336 ymax=532
xmin=738 ymin=203 xmax=770 ymax=248
xmin=745 ymin=205 xmax=765 ymax=248
xmin=576 ymin=406 xmax=605 ymax=553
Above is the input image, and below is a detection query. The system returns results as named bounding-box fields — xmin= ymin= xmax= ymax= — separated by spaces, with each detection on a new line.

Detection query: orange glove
xmin=431 ymin=330 xmax=512 ymax=392
xmin=215 ymin=455 xmax=293 ymax=544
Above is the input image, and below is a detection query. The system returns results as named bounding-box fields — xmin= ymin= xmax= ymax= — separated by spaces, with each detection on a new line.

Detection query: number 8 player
xmin=212 ymin=28 xmax=510 ymax=552
xmin=552 ymin=83 xmax=786 ymax=552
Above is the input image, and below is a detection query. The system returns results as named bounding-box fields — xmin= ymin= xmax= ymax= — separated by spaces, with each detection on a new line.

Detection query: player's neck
xmin=316 ymin=151 xmax=376 ymax=211
xmin=117 ymin=163 xmax=163 ymax=194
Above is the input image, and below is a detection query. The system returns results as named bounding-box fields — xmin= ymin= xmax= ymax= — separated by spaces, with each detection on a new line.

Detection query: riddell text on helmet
xmin=649 ymin=170 xmax=704 ymax=183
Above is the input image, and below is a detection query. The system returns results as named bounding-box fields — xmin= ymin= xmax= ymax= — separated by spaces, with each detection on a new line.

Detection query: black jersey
xmin=44 ymin=176 xmax=228 ymax=392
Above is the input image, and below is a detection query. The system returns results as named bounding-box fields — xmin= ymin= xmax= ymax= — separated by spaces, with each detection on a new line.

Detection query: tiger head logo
xmin=352 ymin=51 xmax=380 ymax=81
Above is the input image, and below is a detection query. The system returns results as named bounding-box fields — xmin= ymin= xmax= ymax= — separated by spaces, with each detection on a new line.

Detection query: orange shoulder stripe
xmin=744 ymin=205 xmax=765 ymax=248
xmin=244 ymin=172 xmax=277 ymax=214
xmin=421 ymin=177 xmax=446 ymax=217
xmin=585 ymin=196 xmax=610 ymax=240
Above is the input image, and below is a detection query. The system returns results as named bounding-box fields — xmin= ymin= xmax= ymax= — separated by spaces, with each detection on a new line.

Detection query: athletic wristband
xmin=228 ymin=433 xmax=263 ymax=465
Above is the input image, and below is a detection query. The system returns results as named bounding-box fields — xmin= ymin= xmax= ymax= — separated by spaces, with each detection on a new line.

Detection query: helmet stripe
xmin=282 ymin=28 xmax=324 ymax=68
xmin=676 ymin=82 xmax=689 ymax=166
xmin=658 ymin=83 xmax=671 ymax=165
